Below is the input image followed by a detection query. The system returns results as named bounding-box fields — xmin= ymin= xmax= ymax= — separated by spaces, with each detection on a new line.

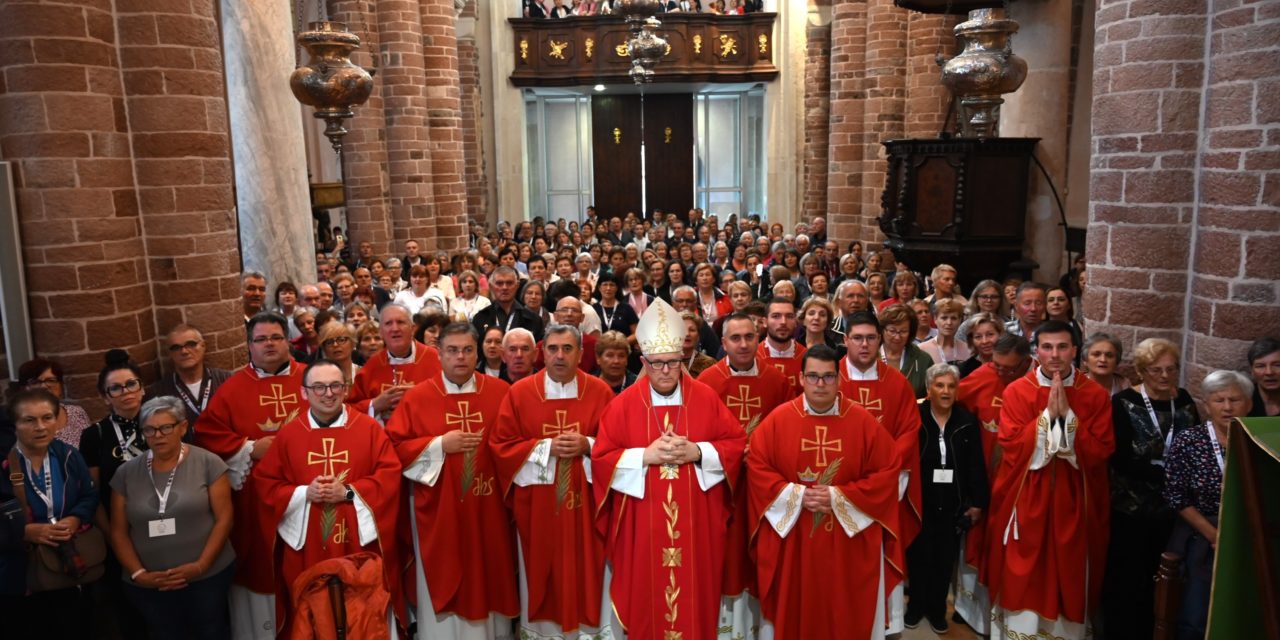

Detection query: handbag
xmin=1 ymin=449 xmax=29 ymax=552
xmin=7 ymin=449 xmax=107 ymax=591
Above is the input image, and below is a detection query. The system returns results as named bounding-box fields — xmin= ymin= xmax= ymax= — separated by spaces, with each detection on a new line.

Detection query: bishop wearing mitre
xmin=592 ymin=298 xmax=746 ymax=640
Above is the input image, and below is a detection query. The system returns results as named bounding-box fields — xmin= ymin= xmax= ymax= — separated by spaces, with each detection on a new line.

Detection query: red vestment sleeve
xmin=194 ymin=374 xmax=249 ymax=458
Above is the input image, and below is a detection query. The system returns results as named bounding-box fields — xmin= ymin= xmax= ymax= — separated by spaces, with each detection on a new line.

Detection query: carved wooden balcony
xmin=509 ymin=13 xmax=779 ymax=87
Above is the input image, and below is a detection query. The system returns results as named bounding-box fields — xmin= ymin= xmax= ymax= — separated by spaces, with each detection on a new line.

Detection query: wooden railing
xmin=508 ymin=13 xmax=779 ymax=87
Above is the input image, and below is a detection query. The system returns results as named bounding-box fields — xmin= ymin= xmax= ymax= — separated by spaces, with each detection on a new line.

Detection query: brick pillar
xmin=0 ymin=0 xmax=155 ymax=402
xmin=802 ymin=7 xmax=830 ymax=224
xmin=419 ymin=0 xmax=468 ymax=251
xmin=375 ymin=0 xmax=438 ymax=252
xmin=904 ymin=12 xmax=954 ymax=139
xmin=1084 ymin=0 xmax=1207 ymax=351
xmin=118 ymin=0 xmax=243 ymax=370
xmin=330 ymin=0 xmax=395 ymax=257
xmin=1183 ymin=0 xmax=1280 ymax=385
xmin=857 ymin=0 xmax=908 ymax=243
xmin=457 ymin=0 xmax=488 ymax=226
xmin=824 ymin=2 xmax=868 ymax=248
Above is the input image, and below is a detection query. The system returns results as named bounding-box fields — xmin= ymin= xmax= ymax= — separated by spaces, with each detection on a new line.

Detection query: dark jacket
xmin=471 ymin=300 xmax=546 ymax=342
xmin=916 ymin=403 xmax=989 ymax=518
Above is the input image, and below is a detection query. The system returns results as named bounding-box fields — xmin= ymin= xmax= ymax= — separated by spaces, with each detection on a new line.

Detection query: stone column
xmin=765 ymin=0 xmax=807 ymax=232
xmin=824 ymin=1 xmax=869 ymax=247
xmin=220 ymin=0 xmax=315 ymax=285
xmin=457 ymin=0 xmax=489 ymax=226
xmin=903 ymin=12 xmax=953 ymax=139
xmin=419 ymin=0 xmax=469 ymax=251
xmin=1000 ymin=0 xmax=1073 ymax=281
xmin=801 ymin=4 xmax=832 ymax=224
xmin=857 ymin=0 xmax=908 ymax=243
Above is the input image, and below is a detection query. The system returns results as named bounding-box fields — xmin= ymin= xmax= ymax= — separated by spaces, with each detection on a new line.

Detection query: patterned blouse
xmin=1163 ymin=424 xmax=1224 ymax=519
xmin=1110 ymin=388 xmax=1200 ymax=517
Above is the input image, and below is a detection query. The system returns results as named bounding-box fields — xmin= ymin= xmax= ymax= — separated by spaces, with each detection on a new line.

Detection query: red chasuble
xmin=956 ymin=362 xmax=1009 ymax=578
xmin=383 ymin=374 xmax=519 ymax=621
xmin=982 ymin=369 xmax=1114 ymax=625
xmin=195 ymin=362 xmax=308 ymax=593
xmin=748 ymin=398 xmax=901 ymax=639
xmin=256 ymin=410 xmax=403 ymax=634
xmin=347 ymin=341 xmax=442 ymax=414
xmin=490 ymin=370 xmax=613 ymax=632
xmin=592 ymin=374 xmax=746 ymax=640
xmin=697 ymin=359 xmax=792 ymax=598
xmin=836 ymin=359 xmax=922 ymax=596
xmin=756 ymin=342 xmax=807 ymax=398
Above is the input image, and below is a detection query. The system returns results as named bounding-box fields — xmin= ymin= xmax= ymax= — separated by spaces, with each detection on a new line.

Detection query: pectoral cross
xmin=307 ymin=437 xmax=350 ymax=477
xmin=800 ymin=425 xmax=842 ymax=468
xmin=725 ymin=385 xmax=761 ymax=423
xmin=854 ymin=387 xmax=883 ymax=416
xmin=542 ymin=410 xmax=580 ymax=437
xmin=446 ymin=401 xmax=483 ymax=433
xmin=379 ymin=370 xmax=407 ymax=394
xmin=259 ymin=383 xmax=298 ymax=418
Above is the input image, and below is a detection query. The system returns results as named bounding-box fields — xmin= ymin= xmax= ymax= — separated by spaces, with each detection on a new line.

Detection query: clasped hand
xmin=137 ymin=561 xmax=206 ymax=591
xmin=441 ymin=428 xmax=484 ymax=454
xmin=1046 ymin=372 xmax=1071 ymax=421
xmin=551 ymin=432 xmax=589 ymax=458
xmin=306 ymin=475 xmax=347 ymax=504
xmin=642 ymin=431 xmax=700 ymax=466
xmin=24 ymin=515 xmax=81 ymax=547
xmin=802 ymin=486 xmax=832 ymax=514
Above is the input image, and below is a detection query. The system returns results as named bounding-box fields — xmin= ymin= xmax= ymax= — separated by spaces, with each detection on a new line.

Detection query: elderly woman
xmin=108 ymin=396 xmax=234 ymax=640
xmin=799 ymin=297 xmax=842 ymax=353
xmin=866 ymin=272 xmax=889 ymax=308
xmin=520 ymin=279 xmax=552 ymax=327
xmin=878 ymin=303 xmax=934 ymax=398
xmin=693 ymin=263 xmax=732 ymax=324
xmin=14 ymin=358 xmax=92 ymax=449
xmin=679 ymin=312 xmax=718 ymax=378
xmin=1102 ymin=338 xmax=1201 ymax=639
xmin=354 ymin=321 xmax=384 ymax=362
xmin=955 ymin=312 xmax=1004 ymax=378
xmin=342 ymin=301 xmax=373 ymax=333
xmin=273 ymin=281 xmax=301 ymax=339
xmin=919 ymin=299 xmax=971 ymax=367
xmin=1164 ymin=370 xmax=1253 ymax=640
xmin=318 ymin=321 xmax=360 ymax=383
xmin=1083 ymin=333 xmax=1132 ymax=395
xmin=289 ymin=307 xmax=321 ymax=362
xmin=906 ymin=364 xmax=988 ymax=634
xmin=82 ymin=350 xmax=148 ymax=511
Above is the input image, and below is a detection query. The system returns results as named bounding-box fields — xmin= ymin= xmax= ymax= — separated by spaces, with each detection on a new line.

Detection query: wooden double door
xmin=591 ymin=93 xmax=693 ymax=222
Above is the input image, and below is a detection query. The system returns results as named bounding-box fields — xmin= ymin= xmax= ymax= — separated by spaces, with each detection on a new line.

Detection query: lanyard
xmin=1206 ymin=423 xmax=1225 ymax=473
xmin=879 ymin=347 xmax=906 ymax=370
xmin=174 ymin=373 xmax=212 ymax=416
xmin=600 ymin=304 xmax=617 ymax=330
xmin=145 ymin=446 xmax=186 ymax=515
xmin=933 ymin=414 xmax=949 ymax=466
xmin=23 ymin=453 xmax=56 ymax=523
xmin=112 ymin=416 xmax=141 ymax=461
xmin=1140 ymin=385 xmax=1176 ymax=465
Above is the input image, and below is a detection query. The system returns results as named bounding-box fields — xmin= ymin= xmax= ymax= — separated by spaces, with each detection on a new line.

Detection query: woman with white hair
xmin=1163 ymin=370 xmax=1254 ymax=640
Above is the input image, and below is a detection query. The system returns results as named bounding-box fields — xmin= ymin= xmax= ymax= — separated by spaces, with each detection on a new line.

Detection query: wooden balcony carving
xmin=509 ymin=14 xmax=779 ymax=87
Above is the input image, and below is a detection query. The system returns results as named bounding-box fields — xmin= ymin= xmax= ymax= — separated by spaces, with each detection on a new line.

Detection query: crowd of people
xmin=1 ymin=208 xmax=1277 ymax=640
xmin=523 ymin=0 xmax=763 ymax=18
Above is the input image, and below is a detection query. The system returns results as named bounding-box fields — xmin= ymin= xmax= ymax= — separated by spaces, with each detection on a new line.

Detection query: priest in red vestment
xmin=697 ymin=312 xmax=792 ymax=637
xmin=592 ymin=298 xmax=746 ymax=640
xmin=749 ymin=345 xmax=901 ymax=639
xmin=256 ymin=359 xmax=403 ymax=637
xmin=837 ymin=312 xmax=921 ymax=634
xmin=491 ymin=324 xmax=614 ymax=639
xmin=385 ymin=322 xmax=519 ymax=639
xmin=348 ymin=303 xmax=442 ymax=422
xmin=983 ymin=322 xmax=1113 ymax=640
xmin=953 ymin=333 xmax=1032 ymax=635
xmin=195 ymin=312 xmax=309 ymax=637
xmin=757 ymin=299 xmax=806 ymax=396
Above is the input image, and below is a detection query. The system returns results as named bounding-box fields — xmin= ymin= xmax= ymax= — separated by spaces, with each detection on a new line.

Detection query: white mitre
xmin=636 ymin=297 xmax=686 ymax=356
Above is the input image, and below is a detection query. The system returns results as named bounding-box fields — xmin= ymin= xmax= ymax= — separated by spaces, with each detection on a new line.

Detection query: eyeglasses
xmin=305 ymin=382 xmax=349 ymax=396
xmin=105 ymin=378 xmax=144 ymax=397
xmin=883 ymin=327 xmax=910 ymax=337
xmin=1145 ymin=365 xmax=1179 ymax=377
xmin=644 ymin=357 xmax=682 ymax=372
xmin=322 ymin=336 xmax=352 ymax=348
xmin=25 ymin=377 xmax=61 ymax=389
xmin=802 ymin=373 xmax=839 ymax=385
xmin=168 ymin=340 xmax=203 ymax=353
xmin=251 ymin=335 xmax=288 ymax=345
xmin=141 ymin=423 xmax=181 ymax=437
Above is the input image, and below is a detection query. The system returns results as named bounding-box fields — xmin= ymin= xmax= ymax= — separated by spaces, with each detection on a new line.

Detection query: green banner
xmin=1207 ymin=416 xmax=1280 ymax=639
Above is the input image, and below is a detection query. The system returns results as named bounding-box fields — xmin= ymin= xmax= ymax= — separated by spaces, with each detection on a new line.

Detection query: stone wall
xmin=457 ymin=0 xmax=488 ymax=226
xmin=1086 ymin=0 xmax=1280 ymax=386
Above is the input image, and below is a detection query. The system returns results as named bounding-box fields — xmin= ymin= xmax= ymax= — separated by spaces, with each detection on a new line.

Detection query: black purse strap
xmin=7 ymin=449 xmax=32 ymax=517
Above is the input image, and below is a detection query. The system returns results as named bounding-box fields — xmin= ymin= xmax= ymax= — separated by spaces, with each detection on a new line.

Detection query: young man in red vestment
xmin=756 ymin=299 xmax=806 ymax=396
xmin=592 ymin=298 xmax=746 ymax=640
xmin=194 ymin=312 xmax=308 ymax=637
xmin=748 ymin=345 xmax=901 ymax=639
xmin=836 ymin=311 xmax=921 ymax=634
xmin=697 ymin=312 xmax=792 ymax=637
xmin=257 ymin=360 xmax=403 ymax=637
xmin=348 ymin=303 xmax=442 ymax=423
xmin=385 ymin=322 xmax=519 ymax=639
xmin=491 ymin=324 xmax=614 ymax=639
xmin=953 ymin=333 xmax=1031 ymax=634
xmin=983 ymin=321 xmax=1114 ymax=640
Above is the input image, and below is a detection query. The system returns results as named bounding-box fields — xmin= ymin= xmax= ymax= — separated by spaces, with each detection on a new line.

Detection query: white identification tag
xmin=148 ymin=518 xmax=177 ymax=538
xmin=933 ymin=469 xmax=954 ymax=484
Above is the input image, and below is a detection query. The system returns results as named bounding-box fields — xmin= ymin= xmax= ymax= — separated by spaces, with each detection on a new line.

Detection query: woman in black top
xmin=594 ymin=273 xmax=639 ymax=336
xmin=1102 ymin=338 xmax=1200 ymax=640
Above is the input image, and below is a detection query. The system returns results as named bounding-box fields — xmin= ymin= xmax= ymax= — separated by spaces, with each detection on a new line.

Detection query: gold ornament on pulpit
xmin=290 ymin=21 xmax=374 ymax=154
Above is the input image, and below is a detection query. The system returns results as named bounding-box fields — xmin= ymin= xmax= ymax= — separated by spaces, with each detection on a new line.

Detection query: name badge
xmin=148 ymin=518 xmax=177 ymax=538
xmin=932 ymin=469 xmax=954 ymax=484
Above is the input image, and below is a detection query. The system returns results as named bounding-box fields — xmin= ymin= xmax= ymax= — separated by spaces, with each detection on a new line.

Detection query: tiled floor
xmin=899 ymin=621 xmax=982 ymax=640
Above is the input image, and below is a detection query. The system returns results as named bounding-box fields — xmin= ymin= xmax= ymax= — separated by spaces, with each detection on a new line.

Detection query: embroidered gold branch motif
xmin=320 ymin=469 xmax=351 ymax=548
xmin=663 ymin=484 xmax=682 ymax=632
xmin=808 ymin=457 xmax=844 ymax=537
xmin=663 ymin=570 xmax=681 ymax=629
